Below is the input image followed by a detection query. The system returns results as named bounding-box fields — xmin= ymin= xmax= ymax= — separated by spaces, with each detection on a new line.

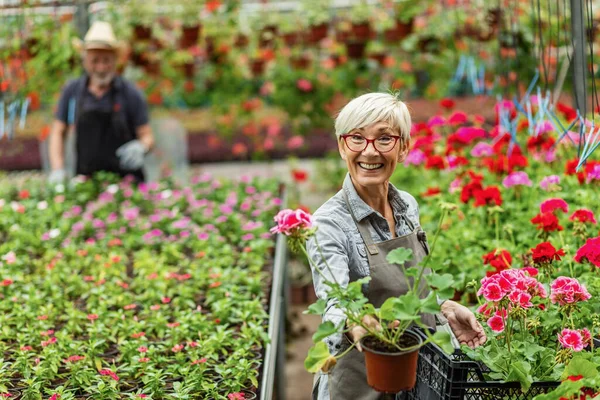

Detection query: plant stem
xmin=301 ymin=243 xmax=340 ymax=286
xmin=415 ymin=209 xmax=447 ymax=291
xmin=335 ymin=340 xmax=358 ymax=360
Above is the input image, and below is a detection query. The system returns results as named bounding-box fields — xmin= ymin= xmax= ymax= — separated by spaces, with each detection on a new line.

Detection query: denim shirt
xmin=306 ymin=173 xmax=422 ymax=400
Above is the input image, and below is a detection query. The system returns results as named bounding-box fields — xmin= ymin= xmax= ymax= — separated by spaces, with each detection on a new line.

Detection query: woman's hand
xmin=441 ymin=300 xmax=487 ymax=348
xmin=347 ymin=316 xmax=400 ymax=352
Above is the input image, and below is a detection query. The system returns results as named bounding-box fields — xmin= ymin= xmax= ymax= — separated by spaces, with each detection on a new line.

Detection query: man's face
xmin=84 ymin=49 xmax=117 ymax=87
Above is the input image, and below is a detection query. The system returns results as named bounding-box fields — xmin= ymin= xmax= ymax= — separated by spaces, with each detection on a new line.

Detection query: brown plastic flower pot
xmin=345 ymin=41 xmax=367 ymax=60
xmin=283 ymin=32 xmax=301 ymax=47
xmin=307 ymin=23 xmax=329 ymax=44
xmin=133 ymin=25 xmax=152 ymax=41
xmin=361 ymin=331 xmax=422 ymax=393
xmin=351 ymin=22 xmax=371 ymax=40
xmin=180 ymin=25 xmax=201 ymax=48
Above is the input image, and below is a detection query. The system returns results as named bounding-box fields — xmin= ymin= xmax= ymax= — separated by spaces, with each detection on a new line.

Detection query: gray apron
xmin=326 ymin=191 xmax=435 ymax=400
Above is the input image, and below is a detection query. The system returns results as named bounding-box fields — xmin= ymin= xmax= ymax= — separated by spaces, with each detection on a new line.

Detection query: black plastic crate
xmin=405 ymin=329 xmax=559 ymax=400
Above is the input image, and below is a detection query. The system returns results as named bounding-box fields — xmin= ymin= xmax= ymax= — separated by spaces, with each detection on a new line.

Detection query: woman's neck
xmin=354 ymin=180 xmax=391 ymax=217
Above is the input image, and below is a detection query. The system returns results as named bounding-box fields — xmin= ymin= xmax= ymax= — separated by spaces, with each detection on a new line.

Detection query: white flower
xmin=49 ymin=229 xmax=60 ymax=239
xmin=161 ymin=190 xmax=173 ymax=199
xmin=0 ymin=199 xmax=5 ymax=209
xmin=10 ymin=202 xmax=20 ymax=212
xmin=107 ymin=184 xmax=119 ymax=194
xmin=9 ymin=224 xmax=19 ymax=231
xmin=54 ymin=184 xmax=65 ymax=193
xmin=37 ymin=201 xmax=48 ymax=210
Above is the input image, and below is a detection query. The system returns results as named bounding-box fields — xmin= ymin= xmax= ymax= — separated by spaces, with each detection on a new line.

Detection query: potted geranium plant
xmin=300 ymin=0 xmax=332 ymax=44
xmin=271 ymin=205 xmax=458 ymax=392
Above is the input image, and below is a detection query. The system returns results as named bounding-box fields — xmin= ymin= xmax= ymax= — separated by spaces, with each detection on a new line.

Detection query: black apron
xmin=316 ymin=190 xmax=435 ymax=400
xmin=74 ymin=79 xmax=145 ymax=182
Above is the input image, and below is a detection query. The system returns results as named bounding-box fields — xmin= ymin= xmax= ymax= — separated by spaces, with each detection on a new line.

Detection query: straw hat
xmin=72 ymin=21 xmax=125 ymax=55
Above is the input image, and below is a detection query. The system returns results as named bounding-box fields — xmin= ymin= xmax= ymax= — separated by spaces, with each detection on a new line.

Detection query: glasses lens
xmin=374 ymin=137 xmax=396 ymax=153
xmin=346 ymin=135 xmax=366 ymax=152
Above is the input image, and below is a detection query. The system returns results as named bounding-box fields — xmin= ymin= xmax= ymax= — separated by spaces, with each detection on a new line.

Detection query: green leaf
xmin=432 ymin=331 xmax=454 ymax=354
xmin=304 ymin=342 xmax=333 ymax=373
xmin=562 ymin=356 xmax=600 ymax=380
xmin=386 ymin=247 xmax=413 ymax=265
xmin=420 ymin=292 xmax=441 ymax=314
xmin=312 ymin=321 xmax=338 ymax=342
xmin=379 ymin=294 xmax=421 ymax=322
xmin=304 ymin=298 xmax=327 ymax=315
xmin=425 ymin=273 xmax=455 ymax=290
xmin=506 ymin=360 xmax=533 ymax=392
xmin=404 ymin=267 xmax=420 ymax=278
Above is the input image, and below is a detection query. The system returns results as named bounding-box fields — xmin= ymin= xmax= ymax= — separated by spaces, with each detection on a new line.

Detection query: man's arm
xmin=49 ymin=120 xmax=68 ymax=171
xmin=135 ymin=123 xmax=154 ymax=152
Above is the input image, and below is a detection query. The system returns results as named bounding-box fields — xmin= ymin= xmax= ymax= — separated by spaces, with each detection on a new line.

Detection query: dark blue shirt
xmin=55 ymin=75 xmax=149 ymax=134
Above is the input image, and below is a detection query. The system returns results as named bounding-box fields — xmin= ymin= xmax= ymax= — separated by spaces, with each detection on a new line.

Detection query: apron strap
xmin=342 ymin=189 xmax=380 ymax=255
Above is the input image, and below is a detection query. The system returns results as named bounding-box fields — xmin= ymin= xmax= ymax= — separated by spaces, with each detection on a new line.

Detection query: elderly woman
xmin=308 ymin=93 xmax=486 ymax=400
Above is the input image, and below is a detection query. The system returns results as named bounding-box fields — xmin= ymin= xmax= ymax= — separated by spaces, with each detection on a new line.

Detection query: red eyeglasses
xmin=340 ymin=134 xmax=401 ymax=153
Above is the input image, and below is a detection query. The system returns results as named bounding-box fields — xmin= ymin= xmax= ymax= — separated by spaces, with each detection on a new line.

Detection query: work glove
xmin=48 ymin=169 xmax=66 ymax=185
xmin=116 ymin=140 xmax=147 ymax=171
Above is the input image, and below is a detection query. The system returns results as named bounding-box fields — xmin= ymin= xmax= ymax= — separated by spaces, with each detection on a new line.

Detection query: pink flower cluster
xmin=99 ymin=369 xmax=119 ymax=381
xmin=550 ymin=277 xmax=591 ymax=306
xmin=477 ymin=269 xmax=547 ymax=305
xmin=270 ymin=209 xmax=313 ymax=236
xmin=558 ymin=328 xmax=592 ymax=352
xmin=540 ymin=198 xmax=569 ymax=214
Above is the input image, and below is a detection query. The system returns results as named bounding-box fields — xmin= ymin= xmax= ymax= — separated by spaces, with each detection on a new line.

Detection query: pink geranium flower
xmin=558 ymin=329 xmax=587 ymax=352
xmin=487 ymin=315 xmax=505 ymax=333
xmin=569 ymin=209 xmax=597 ymax=224
xmin=574 ymin=237 xmax=600 ymax=267
xmin=270 ymin=209 xmax=313 ymax=236
xmin=540 ymin=198 xmax=569 ymax=214
xmin=502 ymin=171 xmax=532 ymax=188
xmin=550 ymin=277 xmax=592 ymax=306
xmin=539 ymin=175 xmax=560 ymax=191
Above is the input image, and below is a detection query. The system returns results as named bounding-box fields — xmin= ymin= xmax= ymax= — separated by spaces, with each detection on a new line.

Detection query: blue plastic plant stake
xmin=526 ymin=100 xmax=534 ymax=136
xmin=577 ymin=122 xmax=600 ymax=171
xmin=19 ymin=98 xmax=29 ymax=130
xmin=524 ymin=71 xmax=540 ymax=101
xmin=0 ymin=101 xmax=4 ymax=140
xmin=7 ymin=101 xmax=19 ymax=140
xmin=478 ymin=64 xmax=485 ymax=95
xmin=551 ymin=118 xmax=578 ymax=148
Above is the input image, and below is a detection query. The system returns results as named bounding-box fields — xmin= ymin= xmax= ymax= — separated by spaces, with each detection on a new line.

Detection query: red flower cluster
xmin=530 ymin=212 xmax=563 ymax=232
xmin=574 ymin=237 xmax=600 ymax=267
xmin=570 ymin=209 xmax=597 ymax=224
xmin=460 ymin=171 xmax=503 ymax=207
xmin=526 ymin=133 xmax=555 ymax=153
xmin=422 ymin=187 xmax=441 ymax=197
xmin=530 ymin=242 xmax=565 ymax=265
xmin=565 ymin=159 xmax=600 ymax=184
xmin=482 ymin=249 xmax=512 ymax=277
xmin=425 ymin=155 xmax=446 ymax=170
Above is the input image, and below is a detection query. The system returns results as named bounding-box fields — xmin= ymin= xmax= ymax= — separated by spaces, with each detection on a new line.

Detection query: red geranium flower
xmin=473 ymin=186 xmax=502 ymax=207
xmin=439 ymin=98 xmax=455 ymax=110
xmin=574 ymin=237 xmax=600 ymax=267
xmin=425 ymin=155 xmax=446 ymax=170
xmin=291 ymin=169 xmax=308 ymax=183
xmin=531 ymin=212 xmax=563 ymax=232
xmin=531 ymin=242 xmax=565 ymax=265
xmin=483 ymin=249 xmax=512 ymax=276
xmin=422 ymin=187 xmax=441 ymax=197
xmin=570 ymin=209 xmax=597 ymax=224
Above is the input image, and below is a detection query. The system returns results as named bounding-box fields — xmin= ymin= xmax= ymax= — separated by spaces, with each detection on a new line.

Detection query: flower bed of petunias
xmin=0 ymin=172 xmax=281 ymax=399
xmin=389 ymin=100 xmax=600 ymax=397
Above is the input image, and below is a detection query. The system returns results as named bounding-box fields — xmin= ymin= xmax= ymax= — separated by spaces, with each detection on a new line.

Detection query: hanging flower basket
xmin=361 ymin=330 xmax=422 ymax=393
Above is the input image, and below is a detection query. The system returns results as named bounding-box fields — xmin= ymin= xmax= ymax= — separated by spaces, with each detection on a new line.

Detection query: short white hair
xmin=334 ymin=92 xmax=412 ymax=144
